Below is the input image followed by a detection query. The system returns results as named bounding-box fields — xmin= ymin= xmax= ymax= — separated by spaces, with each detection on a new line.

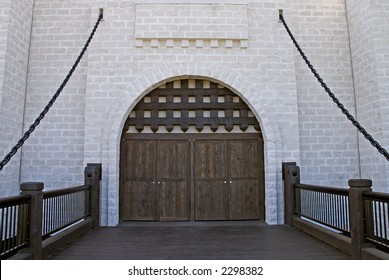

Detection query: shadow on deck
xmin=48 ymin=222 xmax=350 ymax=260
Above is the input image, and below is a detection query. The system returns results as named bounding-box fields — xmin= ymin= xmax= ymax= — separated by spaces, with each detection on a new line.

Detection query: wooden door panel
xmin=194 ymin=141 xmax=228 ymax=220
xmin=121 ymin=140 xmax=156 ymax=221
xmin=157 ymin=141 xmax=190 ymax=221
xmin=229 ymin=180 xmax=260 ymax=220
xmin=122 ymin=181 xmax=156 ymax=220
xmin=195 ymin=141 xmax=227 ymax=179
xmin=158 ymin=182 xmax=189 ymax=221
xmin=229 ymin=140 xmax=262 ymax=220
xmin=195 ymin=181 xmax=228 ymax=220
xmin=229 ymin=140 xmax=260 ymax=179
xmin=157 ymin=141 xmax=189 ymax=180
xmin=123 ymin=140 xmax=156 ymax=180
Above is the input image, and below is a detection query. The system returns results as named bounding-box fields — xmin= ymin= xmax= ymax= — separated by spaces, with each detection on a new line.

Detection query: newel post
xmin=348 ymin=179 xmax=372 ymax=259
xmin=282 ymin=162 xmax=300 ymax=226
xmin=20 ymin=182 xmax=44 ymax=260
xmin=84 ymin=163 xmax=102 ymax=228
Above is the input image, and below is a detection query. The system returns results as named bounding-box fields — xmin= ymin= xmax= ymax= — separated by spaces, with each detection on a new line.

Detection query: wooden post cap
xmin=348 ymin=179 xmax=372 ymax=188
xmin=20 ymin=182 xmax=44 ymax=192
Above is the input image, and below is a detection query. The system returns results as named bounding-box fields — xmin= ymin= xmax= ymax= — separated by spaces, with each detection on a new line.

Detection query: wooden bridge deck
xmin=48 ymin=222 xmax=350 ymax=260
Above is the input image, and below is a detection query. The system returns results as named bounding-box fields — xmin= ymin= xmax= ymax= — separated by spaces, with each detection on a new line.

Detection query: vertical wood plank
xmin=229 ymin=140 xmax=262 ymax=220
xmin=135 ymin=109 xmax=145 ymax=132
xmin=225 ymin=94 xmax=234 ymax=132
xmin=121 ymin=140 xmax=157 ymax=220
xmin=181 ymin=79 xmax=189 ymax=132
xmin=151 ymin=95 xmax=159 ymax=132
xmin=194 ymin=140 xmax=228 ymax=220
xmin=239 ymin=108 xmax=249 ymax=132
xmin=157 ymin=140 xmax=190 ymax=221
xmin=196 ymin=79 xmax=204 ymax=132
xmin=165 ymin=82 xmax=174 ymax=132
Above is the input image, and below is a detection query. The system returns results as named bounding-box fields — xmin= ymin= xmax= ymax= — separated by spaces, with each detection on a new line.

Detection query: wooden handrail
xmin=363 ymin=191 xmax=389 ymax=201
xmin=43 ymin=185 xmax=90 ymax=199
xmin=295 ymin=183 xmax=349 ymax=195
xmin=0 ymin=194 xmax=31 ymax=208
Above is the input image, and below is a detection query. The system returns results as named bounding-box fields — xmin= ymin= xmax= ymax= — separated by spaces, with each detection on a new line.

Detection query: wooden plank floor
xmin=48 ymin=222 xmax=350 ymax=260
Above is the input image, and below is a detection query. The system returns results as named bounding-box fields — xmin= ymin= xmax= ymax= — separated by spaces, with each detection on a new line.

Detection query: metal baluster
xmin=374 ymin=201 xmax=379 ymax=242
xmin=66 ymin=193 xmax=70 ymax=226
xmin=59 ymin=195 xmax=63 ymax=229
xmin=0 ymin=208 xmax=4 ymax=254
xmin=6 ymin=207 xmax=10 ymax=253
xmin=379 ymin=202 xmax=384 ymax=242
xmin=22 ymin=203 xmax=28 ymax=246
xmin=384 ymin=202 xmax=388 ymax=245
xmin=54 ymin=196 xmax=58 ymax=233
xmin=11 ymin=205 xmax=16 ymax=251
xmin=43 ymin=199 xmax=47 ymax=236
xmin=49 ymin=198 xmax=53 ymax=235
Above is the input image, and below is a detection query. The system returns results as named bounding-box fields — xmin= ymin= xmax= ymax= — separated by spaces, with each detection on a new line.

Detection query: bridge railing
xmin=364 ymin=191 xmax=389 ymax=250
xmin=0 ymin=195 xmax=30 ymax=258
xmin=283 ymin=162 xmax=389 ymax=260
xmin=294 ymin=184 xmax=350 ymax=234
xmin=0 ymin=163 xmax=101 ymax=260
xmin=43 ymin=185 xmax=91 ymax=239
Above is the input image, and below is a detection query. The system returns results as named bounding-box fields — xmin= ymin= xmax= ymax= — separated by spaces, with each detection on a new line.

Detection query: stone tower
xmin=0 ymin=0 xmax=388 ymax=226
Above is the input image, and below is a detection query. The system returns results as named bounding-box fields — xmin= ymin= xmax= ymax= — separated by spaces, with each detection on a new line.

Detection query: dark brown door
xmin=121 ymin=137 xmax=264 ymax=221
xmin=157 ymin=140 xmax=190 ymax=221
xmin=194 ymin=140 xmax=228 ymax=220
xmin=194 ymin=139 xmax=263 ymax=221
xmin=121 ymin=139 xmax=190 ymax=221
xmin=121 ymin=140 xmax=156 ymax=220
xmin=229 ymin=140 xmax=262 ymax=220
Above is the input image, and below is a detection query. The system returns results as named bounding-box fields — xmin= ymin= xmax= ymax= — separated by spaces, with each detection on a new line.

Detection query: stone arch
xmin=101 ymin=68 xmax=282 ymax=226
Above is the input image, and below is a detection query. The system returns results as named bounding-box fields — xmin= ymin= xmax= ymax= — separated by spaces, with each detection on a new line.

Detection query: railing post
xmin=348 ymin=179 xmax=372 ymax=259
xmin=20 ymin=182 xmax=44 ymax=260
xmin=84 ymin=163 xmax=102 ymax=228
xmin=282 ymin=162 xmax=300 ymax=226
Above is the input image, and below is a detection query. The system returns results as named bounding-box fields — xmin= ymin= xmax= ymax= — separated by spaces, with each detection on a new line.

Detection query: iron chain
xmin=0 ymin=12 xmax=103 ymax=171
xmin=279 ymin=14 xmax=389 ymax=162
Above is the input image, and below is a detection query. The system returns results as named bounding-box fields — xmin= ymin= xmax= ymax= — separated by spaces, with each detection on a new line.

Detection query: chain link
xmin=279 ymin=14 xmax=389 ymax=162
xmin=0 ymin=12 xmax=103 ymax=172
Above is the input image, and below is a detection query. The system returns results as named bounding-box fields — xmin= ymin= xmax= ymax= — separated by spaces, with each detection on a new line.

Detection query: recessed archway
xmin=119 ymin=78 xmax=265 ymax=221
xmin=100 ymin=68 xmax=284 ymax=226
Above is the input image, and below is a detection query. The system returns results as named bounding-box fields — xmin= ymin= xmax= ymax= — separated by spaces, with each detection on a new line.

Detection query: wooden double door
xmin=120 ymin=136 xmax=264 ymax=221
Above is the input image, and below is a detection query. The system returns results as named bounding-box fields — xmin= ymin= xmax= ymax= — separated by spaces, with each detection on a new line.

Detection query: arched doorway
xmin=120 ymin=78 xmax=264 ymax=221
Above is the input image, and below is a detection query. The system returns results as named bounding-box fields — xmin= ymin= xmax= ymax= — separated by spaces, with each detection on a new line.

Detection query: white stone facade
xmin=0 ymin=0 xmax=388 ymax=226
xmin=0 ymin=0 xmax=34 ymax=197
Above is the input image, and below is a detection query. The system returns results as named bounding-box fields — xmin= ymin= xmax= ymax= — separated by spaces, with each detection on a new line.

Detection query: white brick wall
xmin=135 ymin=3 xmax=248 ymax=40
xmin=289 ymin=0 xmax=360 ymax=187
xmin=346 ymin=0 xmax=389 ymax=191
xmin=0 ymin=0 xmax=388 ymax=224
xmin=0 ymin=0 xmax=34 ymax=197
xmin=20 ymin=0 xmax=92 ymax=189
